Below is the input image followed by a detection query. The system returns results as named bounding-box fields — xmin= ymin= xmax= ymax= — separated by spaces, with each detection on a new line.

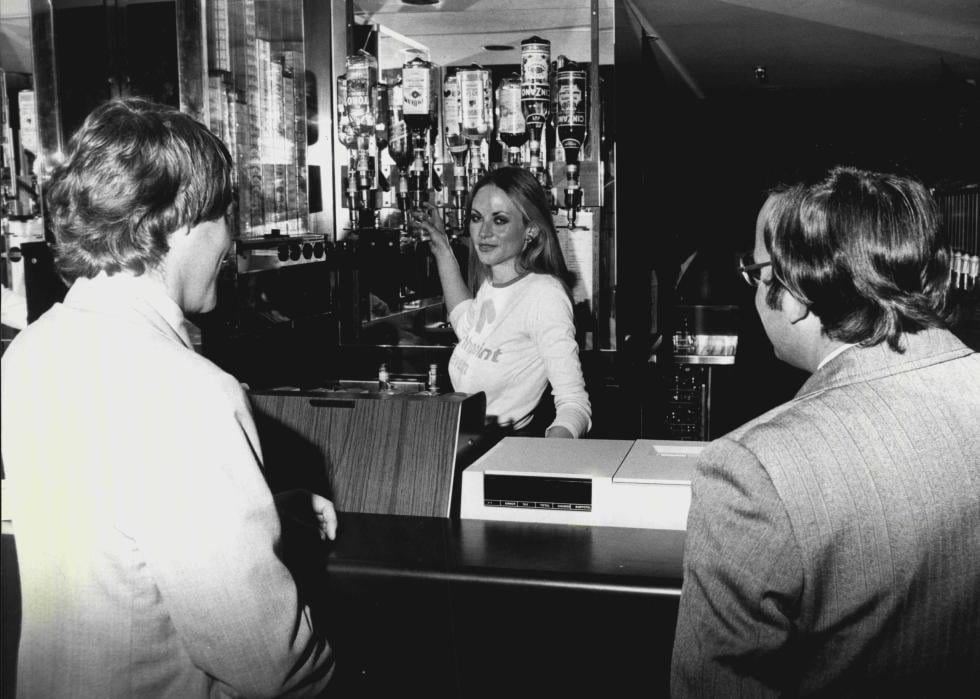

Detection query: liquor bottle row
xmin=937 ymin=188 xmax=980 ymax=291
xmin=336 ymin=35 xmax=592 ymax=234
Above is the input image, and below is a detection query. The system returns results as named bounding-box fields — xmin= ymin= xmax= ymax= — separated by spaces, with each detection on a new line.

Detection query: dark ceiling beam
xmin=622 ymin=0 xmax=705 ymax=99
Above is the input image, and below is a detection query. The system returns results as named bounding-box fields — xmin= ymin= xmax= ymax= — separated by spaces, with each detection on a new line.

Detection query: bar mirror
xmin=321 ymin=0 xmax=616 ymax=359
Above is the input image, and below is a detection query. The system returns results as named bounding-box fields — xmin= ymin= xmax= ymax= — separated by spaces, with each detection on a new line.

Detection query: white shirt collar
xmin=71 ymin=271 xmax=192 ymax=348
xmin=816 ymin=342 xmax=855 ymax=371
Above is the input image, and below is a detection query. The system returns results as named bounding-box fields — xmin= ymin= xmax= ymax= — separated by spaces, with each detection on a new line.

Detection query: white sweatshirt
xmin=449 ymin=272 xmax=591 ymax=437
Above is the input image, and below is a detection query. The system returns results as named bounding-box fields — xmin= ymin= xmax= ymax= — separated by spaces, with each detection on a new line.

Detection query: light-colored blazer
xmin=671 ymin=328 xmax=980 ymax=697
xmin=1 ymin=273 xmax=332 ymax=698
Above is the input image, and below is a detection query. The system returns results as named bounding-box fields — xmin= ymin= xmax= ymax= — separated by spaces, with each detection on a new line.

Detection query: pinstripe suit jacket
xmin=671 ymin=328 xmax=980 ymax=697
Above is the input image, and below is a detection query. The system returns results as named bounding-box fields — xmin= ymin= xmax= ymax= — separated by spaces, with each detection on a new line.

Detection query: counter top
xmin=325 ymin=512 xmax=685 ymax=596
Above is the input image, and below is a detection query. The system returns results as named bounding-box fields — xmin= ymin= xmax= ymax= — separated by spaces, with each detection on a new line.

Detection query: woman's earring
xmin=522 ymin=235 xmax=533 ymax=252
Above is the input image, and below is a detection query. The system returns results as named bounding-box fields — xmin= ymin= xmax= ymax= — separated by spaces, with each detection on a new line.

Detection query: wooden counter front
xmin=249 ymin=388 xmax=496 ymax=518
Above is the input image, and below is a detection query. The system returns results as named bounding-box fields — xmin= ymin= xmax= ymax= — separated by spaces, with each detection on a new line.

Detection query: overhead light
xmin=483 ymin=45 xmax=515 ymax=52
xmin=401 ymin=0 xmax=440 ymax=5
xmin=754 ymin=65 xmax=768 ymax=83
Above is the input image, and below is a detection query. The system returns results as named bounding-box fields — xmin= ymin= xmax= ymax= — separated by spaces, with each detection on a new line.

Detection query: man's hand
xmin=275 ymin=489 xmax=338 ymax=541
xmin=310 ymin=493 xmax=338 ymax=541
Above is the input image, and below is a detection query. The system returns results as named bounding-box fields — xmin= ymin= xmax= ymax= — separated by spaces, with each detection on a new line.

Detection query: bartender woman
xmin=414 ymin=167 xmax=591 ymax=438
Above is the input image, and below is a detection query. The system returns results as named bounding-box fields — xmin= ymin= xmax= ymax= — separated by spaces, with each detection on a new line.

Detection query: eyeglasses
xmin=737 ymin=253 xmax=773 ymax=287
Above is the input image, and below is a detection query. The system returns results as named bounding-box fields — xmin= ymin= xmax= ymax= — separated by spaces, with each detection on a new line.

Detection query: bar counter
xmin=305 ymin=512 xmax=685 ymax=697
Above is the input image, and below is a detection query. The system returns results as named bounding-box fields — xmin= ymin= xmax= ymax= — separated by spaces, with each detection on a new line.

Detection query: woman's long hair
xmin=465 ymin=167 xmax=573 ymax=296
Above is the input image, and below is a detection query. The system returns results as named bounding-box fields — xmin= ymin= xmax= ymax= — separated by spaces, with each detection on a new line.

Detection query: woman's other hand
xmin=545 ymin=426 xmax=574 ymax=438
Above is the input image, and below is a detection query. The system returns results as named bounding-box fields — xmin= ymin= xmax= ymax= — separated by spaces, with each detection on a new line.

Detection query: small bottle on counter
xmin=425 ymin=363 xmax=439 ymax=395
xmin=378 ymin=363 xmax=394 ymax=393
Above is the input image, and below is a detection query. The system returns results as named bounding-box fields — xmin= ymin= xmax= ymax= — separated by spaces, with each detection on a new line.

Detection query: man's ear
xmin=784 ymin=291 xmax=811 ymax=324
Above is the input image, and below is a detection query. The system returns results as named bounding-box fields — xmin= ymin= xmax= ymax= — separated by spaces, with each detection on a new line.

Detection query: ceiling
xmin=353 ymin=0 xmax=615 ymax=68
xmin=3 ymin=1 xmax=978 ymax=94
xmin=628 ymin=0 xmax=980 ymax=93
xmin=0 ymin=0 xmax=32 ymax=74
xmin=354 ymin=0 xmax=980 ymax=93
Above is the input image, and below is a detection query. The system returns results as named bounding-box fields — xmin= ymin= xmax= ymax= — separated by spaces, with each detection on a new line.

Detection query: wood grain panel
xmin=248 ymin=390 xmax=489 ymax=517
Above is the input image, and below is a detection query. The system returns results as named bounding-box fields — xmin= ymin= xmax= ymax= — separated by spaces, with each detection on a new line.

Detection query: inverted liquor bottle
xmin=458 ymin=65 xmax=492 ymax=191
xmin=336 ymin=74 xmax=358 ymax=228
xmin=372 ymin=82 xmax=390 ymax=192
xmin=345 ymin=50 xmax=380 ymax=222
xmin=336 ymin=74 xmax=356 ymax=150
xmin=496 ymin=75 xmax=528 ymax=166
xmin=520 ymin=36 xmax=551 ymax=186
xmin=401 ymin=56 xmax=439 ymax=224
xmin=386 ymin=81 xmax=413 ymax=231
xmin=346 ymin=50 xmax=378 ymax=132
xmin=553 ymin=62 xmax=588 ymax=228
xmin=443 ymin=73 xmax=468 ymax=232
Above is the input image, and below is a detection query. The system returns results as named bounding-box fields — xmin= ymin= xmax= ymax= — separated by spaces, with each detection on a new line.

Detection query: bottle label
xmin=521 ymin=45 xmax=550 ymax=83
xmin=460 ymin=73 xmax=485 ymax=132
xmin=525 ymin=113 xmax=548 ymax=131
xmin=498 ymin=83 xmax=525 ymax=134
xmin=402 ymin=67 xmax=431 ymax=115
xmin=389 ymin=83 xmax=404 ymax=112
xmin=347 ymin=63 xmax=371 ymax=83
xmin=521 ymin=84 xmax=549 ymax=100
xmin=444 ymin=79 xmax=462 ymax=136
xmin=389 ymin=121 xmax=408 ymax=143
xmin=555 ymin=82 xmax=585 ymax=125
xmin=387 ymin=122 xmax=411 ymax=168
xmin=521 ymin=82 xmax=550 ymax=131
xmin=499 ymin=104 xmax=525 ymax=135
xmin=346 ymin=81 xmax=371 ymax=126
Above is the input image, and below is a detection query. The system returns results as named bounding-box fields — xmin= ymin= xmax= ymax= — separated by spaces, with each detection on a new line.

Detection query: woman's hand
xmin=545 ymin=426 xmax=574 ymax=439
xmin=412 ymin=201 xmax=472 ymax=314
xmin=412 ymin=202 xmax=453 ymax=258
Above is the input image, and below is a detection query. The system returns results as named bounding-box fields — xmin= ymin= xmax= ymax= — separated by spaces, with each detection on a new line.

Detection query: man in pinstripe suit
xmin=671 ymin=166 xmax=980 ymax=697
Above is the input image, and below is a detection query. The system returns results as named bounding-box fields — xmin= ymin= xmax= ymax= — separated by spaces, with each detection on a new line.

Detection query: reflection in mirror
xmin=333 ymin=1 xmax=615 ymax=350
xmin=2 ymin=0 xmax=40 ymax=220
xmin=3 ymin=0 xmax=64 ymax=336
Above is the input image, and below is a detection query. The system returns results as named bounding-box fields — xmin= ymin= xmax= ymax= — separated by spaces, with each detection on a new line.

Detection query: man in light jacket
xmin=2 ymin=98 xmax=337 ymax=698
